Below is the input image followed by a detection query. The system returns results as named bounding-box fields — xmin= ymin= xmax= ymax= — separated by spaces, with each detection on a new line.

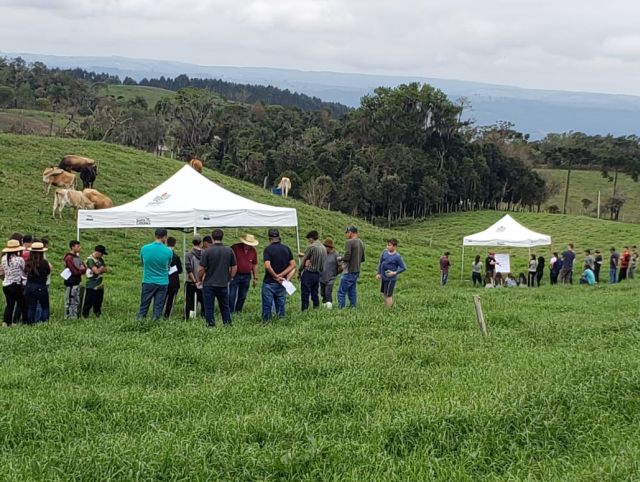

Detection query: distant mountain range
xmin=4 ymin=51 xmax=640 ymax=139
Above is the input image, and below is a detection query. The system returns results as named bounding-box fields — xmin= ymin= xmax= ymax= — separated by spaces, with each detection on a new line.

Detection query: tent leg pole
xmin=77 ymin=227 xmax=80 ymax=242
xmin=295 ymin=225 xmax=301 ymax=266
xmin=461 ymin=245 xmax=465 ymax=281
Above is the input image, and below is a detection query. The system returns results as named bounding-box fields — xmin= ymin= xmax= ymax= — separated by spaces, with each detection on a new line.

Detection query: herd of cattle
xmin=42 ymin=155 xmax=289 ymax=219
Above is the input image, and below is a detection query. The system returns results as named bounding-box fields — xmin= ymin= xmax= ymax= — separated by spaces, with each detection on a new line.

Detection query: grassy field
xmin=0 ymin=109 xmax=69 ymax=136
xmin=105 ymin=85 xmax=175 ymax=108
xmin=537 ymin=168 xmax=640 ymax=223
xmin=2 ymin=133 xmax=640 ymax=480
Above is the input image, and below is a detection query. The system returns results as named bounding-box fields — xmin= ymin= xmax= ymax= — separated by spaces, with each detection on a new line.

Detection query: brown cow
xmin=43 ymin=166 xmax=76 ymax=195
xmin=52 ymin=188 xmax=94 ymax=218
xmin=58 ymin=155 xmax=96 ymax=172
xmin=82 ymin=188 xmax=114 ymax=209
xmin=189 ymin=159 xmax=203 ymax=173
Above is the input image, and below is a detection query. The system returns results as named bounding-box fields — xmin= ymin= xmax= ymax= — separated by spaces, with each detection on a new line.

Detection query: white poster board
xmin=495 ymin=253 xmax=511 ymax=273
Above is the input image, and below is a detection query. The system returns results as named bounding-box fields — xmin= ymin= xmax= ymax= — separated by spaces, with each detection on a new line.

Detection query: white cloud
xmin=1 ymin=0 xmax=640 ymax=95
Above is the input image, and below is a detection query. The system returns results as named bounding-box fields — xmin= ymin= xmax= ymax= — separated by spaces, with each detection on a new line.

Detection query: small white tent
xmin=77 ymin=166 xmax=299 ymax=246
xmin=461 ymin=214 xmax=551 ymax=278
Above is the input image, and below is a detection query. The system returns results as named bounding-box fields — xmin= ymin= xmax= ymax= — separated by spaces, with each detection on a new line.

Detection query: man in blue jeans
xmin=138 ymin=229 xmax=173 ymax=321
xmin=298 ymin=230 xmax=327 ymax=311
xmin=609 ymin=247 xmax=619 ymax=284
xmin=229 ymin=234 xmax=259 ymax=313
xmin=198 ymin=229 xmax=237 ymax=327
xmin=262 ymin=229 xmax=296 ymax=322
xmin=337 ymin=225 xmax=365 ymax=308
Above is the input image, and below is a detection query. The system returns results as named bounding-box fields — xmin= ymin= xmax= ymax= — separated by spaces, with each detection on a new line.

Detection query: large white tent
xmin=77 ymin=165 xmax=299 ymax=247
xmin=460 ymin=214 xmax=551 ymax=278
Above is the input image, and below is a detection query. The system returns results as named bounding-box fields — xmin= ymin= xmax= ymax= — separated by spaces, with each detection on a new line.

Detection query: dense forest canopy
xmin=1 ymin=57 xmax=639 ymax=222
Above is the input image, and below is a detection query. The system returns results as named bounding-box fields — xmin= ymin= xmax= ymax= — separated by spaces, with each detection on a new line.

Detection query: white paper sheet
xmin=60 ymin=268 xmax=72 ymax=280
xmin=495 ymin=253 xmax=511 ymax=273
xmin=169 ymin=265 xmax=178 ymax=275
xmin=282 ymin=279 xmax=296 ymax=295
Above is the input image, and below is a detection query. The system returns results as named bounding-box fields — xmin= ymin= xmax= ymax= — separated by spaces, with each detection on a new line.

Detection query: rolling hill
xmin=2 ymin=133 xmax=640 ymax=480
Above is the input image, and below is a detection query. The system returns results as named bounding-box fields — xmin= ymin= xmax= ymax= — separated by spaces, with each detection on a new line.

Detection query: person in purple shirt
xmin=439 ymin=251 xmax=451 ymax=286
xmin=376 ymin=239 xmax=406 ymax=307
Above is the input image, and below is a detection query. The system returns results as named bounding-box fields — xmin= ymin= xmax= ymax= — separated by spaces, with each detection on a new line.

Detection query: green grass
xmin=104 ymin=85 xmax=176 ymax=108
xmin=537 ymin=168 xmax=640 ymax=223
xmin=2 ymin=133 xmax=640 ymax=480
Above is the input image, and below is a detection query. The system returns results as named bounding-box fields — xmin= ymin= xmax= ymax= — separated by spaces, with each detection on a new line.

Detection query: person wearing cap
xmin=138 ymin=228 xmax=173 ymax=321
xmin=229 ymin=234 xmax=259 ymax=314
xmin=24 ymin=242 xmax=51 ymax=323
xmin=184 ymin=235 xmax=205 ymax=319
xmin=63 ymin=240 xmax=86 ymax=319
xmin=262 ymin=228 xmax=296 ymax=321
xmin=320 ymin=237 xmax=341 ymax=307
xmin=593 ymin=249 xmax=603 ymax=283
xmin=198 ymin=229 xmax=236 ymax=327
xmin=298 ymin=230 xmax=327 ymax=311
xmin=337 ymin=225 xmax=365 ymax=309
xmin=2 ymin=239 xmax=27 ymax=327
xmin=163 ymin=237 xmax=183 ymax=318
xmin=82 ymin=245 xmax=108 ymax=318
xmin=629 ymin=245 xmax=638 ymax=279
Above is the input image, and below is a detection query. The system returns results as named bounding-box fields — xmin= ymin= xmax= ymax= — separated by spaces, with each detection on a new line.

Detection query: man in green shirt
xmin=82 ymin=245 xmax=108 ymax=318
xmin=138 ymin=229 xmax=173 ymax=321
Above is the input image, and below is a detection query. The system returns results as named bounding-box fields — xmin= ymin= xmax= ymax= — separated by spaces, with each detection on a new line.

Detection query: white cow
xmin=278 ymin=177 xmax=292 ymax=198
xmin=52 ymin=188 xmax=94 ymax=219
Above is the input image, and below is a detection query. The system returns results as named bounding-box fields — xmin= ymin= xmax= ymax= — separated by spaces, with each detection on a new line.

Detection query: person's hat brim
xmin=240 ymin=236 xmax=259 ymax=246
xmin=2 ymin=246 xmax=24 ymax=253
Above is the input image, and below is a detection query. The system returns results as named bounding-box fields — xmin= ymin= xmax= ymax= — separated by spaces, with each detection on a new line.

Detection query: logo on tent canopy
xmin=497 ymin=226 xmax=506 ymax=232
xmin=147 ymin=192 xmax=170 ymax=206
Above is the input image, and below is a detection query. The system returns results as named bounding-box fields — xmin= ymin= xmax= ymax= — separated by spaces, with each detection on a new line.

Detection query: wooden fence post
xmin=473 ymin=294 xmax=488 ymax=336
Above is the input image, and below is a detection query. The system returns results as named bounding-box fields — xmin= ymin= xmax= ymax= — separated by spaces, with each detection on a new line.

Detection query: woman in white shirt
xmin=527 ymin=254 xmax=538 ymax=287
xmin=2 ymin=239 xmax=27 ymax=326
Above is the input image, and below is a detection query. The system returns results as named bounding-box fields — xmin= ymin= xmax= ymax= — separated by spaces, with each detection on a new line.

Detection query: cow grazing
xmin=278 ymin=177 xmax=292 ymax=198
xmin=80 ymin=165 xmax=98 ymax=189
xmin=189 ymin=159 xmax=203 ymax=173
xmin=42 ymin=166 xmax=76 ymax=195
xmin=52 ymin=189 xmax=94 ymax=219
xmin=58 ymin=155 xmax=96 ymax=172
xmin=82 ymin=188 xmax=114 ymax=209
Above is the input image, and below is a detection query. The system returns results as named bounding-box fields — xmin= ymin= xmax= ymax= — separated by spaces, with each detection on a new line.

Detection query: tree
xmin=300 ymin=176 xmax=335 ymax=209
xmin=581 ymin=198 xmax=592 ymax=214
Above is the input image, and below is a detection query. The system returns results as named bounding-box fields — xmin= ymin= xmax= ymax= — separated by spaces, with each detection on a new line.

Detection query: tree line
xmin=1 ymin=57 xmax=639 ymax=223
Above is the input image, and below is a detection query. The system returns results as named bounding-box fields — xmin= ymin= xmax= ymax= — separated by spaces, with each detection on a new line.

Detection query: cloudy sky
xmin=1 ymin=0 xmax=640 ymax=95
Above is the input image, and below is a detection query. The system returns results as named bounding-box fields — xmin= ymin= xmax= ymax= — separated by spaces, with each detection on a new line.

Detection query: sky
xmin=1 ymin=0 xmax=640 ymax=95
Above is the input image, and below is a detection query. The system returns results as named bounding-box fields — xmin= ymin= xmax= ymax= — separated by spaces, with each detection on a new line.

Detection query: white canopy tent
xmin=461 ymin=214 xmax=551 ymax=279
xmin=77 ymin=165 xmax=300 ymax=251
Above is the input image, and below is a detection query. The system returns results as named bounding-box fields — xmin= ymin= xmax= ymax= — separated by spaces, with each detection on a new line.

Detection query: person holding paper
xmin=63 ymin=240 xmax=86 ymax=319
xmin=262 ymin=229 xmax=296 ymax=322
xmin=163 ymin=237 xmax=183 ymax=318
xmin=82 ymin=245 xmax=108 ymax=318
xmin=137 ymin=229 xmax=172 ymax=321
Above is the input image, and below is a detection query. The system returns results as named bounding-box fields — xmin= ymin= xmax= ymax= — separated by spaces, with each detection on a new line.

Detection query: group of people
xmin=2 ymin=224 xmax=408 ymax=328
xmin=457 ymin=243 xmax=639 ymax=289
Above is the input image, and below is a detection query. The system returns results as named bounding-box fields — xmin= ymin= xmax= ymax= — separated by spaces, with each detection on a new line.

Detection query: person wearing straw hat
xmin=229 ymin=233 xmax=259 ymax=314
xmin=2 ymin=239 xmax=27 ymax=327
xmin=24 ymin=241 xmax=51 ymax=324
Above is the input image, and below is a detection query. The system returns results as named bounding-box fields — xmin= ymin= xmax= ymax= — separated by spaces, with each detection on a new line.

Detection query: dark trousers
xmin=82 ymin=287 xmax=104 ymax=317
xmin=320 ymin=279 xmax=336 ymax=303
xmin=25 ymin=282 xmax=49 ymax=324
xmin=163 ymin=284 xmax=180 ymax=318
xmin=262 ymin=282 xmax=286 ymax=321
xmin=203 ymin=285 xmax=231 ymax=326
xmin=137 ymin=283 xmax=168 ymax=321
xmin=619 ymin=267 xmax=628 ymax=282
xmin=594 ymin=267 xmax=601 ymax=283
xmin=3 ymin=283 xmax=26 ymax=324
xmin=229 ymin=273 xmax=251 ymax=313
xmin=527 ymin=271 xmax=536 ymax=287
xmin=301 ymin=271 xmax=320 ymax=310
xmin=536 ymin=271 xmax=543 ymax=287
xmin=471 ymin=272 xmax=482 ymax=286
xmin=184 ymin=283 xmax=204 ymax=319
xmin=550 ymin=272 xmax=559 ymax=285
xmin=559 ymin=268 xmax=573 ymax=284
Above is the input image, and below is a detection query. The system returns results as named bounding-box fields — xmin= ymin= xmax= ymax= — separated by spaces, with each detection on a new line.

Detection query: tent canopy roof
xmin=463 ymin=214 xmax=551 ymax=247
xmin=78 ymin=165 xmax=298 ymax=229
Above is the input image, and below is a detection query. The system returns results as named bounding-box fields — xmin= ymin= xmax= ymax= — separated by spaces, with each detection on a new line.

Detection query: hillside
xmin=537 ymin=168 xmax=640 ymax=223
xmin=0 ymin=109 xmax=69 ymax=136
xmin=105 ymin=85 xmax=175 ymax=108
xmin=8 ymin=51 xmax=640 ymax=138
xmin=3 ymin=134 xmax=640 ymax=480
